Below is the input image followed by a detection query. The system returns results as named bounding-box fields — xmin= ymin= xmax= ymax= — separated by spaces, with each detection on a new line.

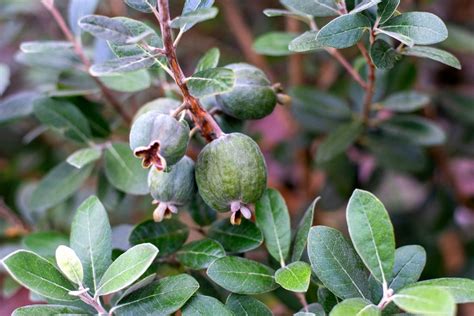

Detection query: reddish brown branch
xmin=358 ymin=42 xmax=376 ymax=122
xmin=219 ymin=0 xmax=276 ymax=82
xmin=154 ymin=0 xmax=223 ymax=141
xmin=41 ymin=0 xmax=132 ymax=124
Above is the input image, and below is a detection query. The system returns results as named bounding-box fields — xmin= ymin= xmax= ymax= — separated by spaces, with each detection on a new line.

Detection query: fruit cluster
xmin=129 ymin=63 xmax=277 ymax=224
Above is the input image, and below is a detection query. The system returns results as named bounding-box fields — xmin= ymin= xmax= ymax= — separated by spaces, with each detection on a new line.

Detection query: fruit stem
xmin=153 ymin=0 xmax=224 ymax=142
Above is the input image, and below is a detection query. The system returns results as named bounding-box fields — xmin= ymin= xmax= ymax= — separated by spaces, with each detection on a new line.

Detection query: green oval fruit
xmin=195 ymin=133 xmax=267 ymax=224
xmin=148 ymin=156 xmax=196 ymax=222
xmin=216 ymin=63 xmax=277 ymax=120
xmin=129 ymin=111 xmax=189 ymax=171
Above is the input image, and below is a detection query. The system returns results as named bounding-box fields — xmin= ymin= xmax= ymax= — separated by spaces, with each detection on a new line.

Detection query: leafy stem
xmin=359 ymin=21 xmax=378 ymax=123
xmin=150 ymin=0 xmax=223 ymax=141
xmin=40 ymin=0 xmax=132 ymax=124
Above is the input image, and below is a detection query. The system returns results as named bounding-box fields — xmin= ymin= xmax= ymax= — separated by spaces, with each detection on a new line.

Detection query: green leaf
xmin=255 ymin=188 xmax=291 ymax=265
xmin=375 ymin=28 xmax=415 ymax=47
xmin=22 ymin=231 xmax=68 ymax=260
xmin=124 ymin=0 xmax=157 ymax=13
xmin=0 ymin=91 xmax=38 ymax=123
xmin=33 ymin=97 xmax=92 ymax=143
xmin=129 ymin=219 xmax=189 ymax=256
xmin=12 ymin=305 xmax=89 ymax=316
xmin=208 ymin=218 xmax=263 ymax=253
xmin=0 ymin=63 xmax=9 ymax=96
xmin=377 ymin=0 xmax=399 ymax=24
xmin=179 ymin=0 xmax=216 ymax=31
xmin=401 ymin=46 xmax=461 ymax=70
xmin=66 ymin=147 xmax=102 ymax=169
xmin=308 ymin=226 xmax=370 ymax=300
xmin=109 ymin=17 xmax=162 ymax=58
xmin=379 ymin=12 xmax=448 ymax=45
xmin=316 ymin=120 xmax=363 ymax=164
xmin=225 ymin=294 xmax=272 ymax=315
xmin=289 ymin=31 xmax=325 ymax=53
xmin=195 ymin=47 xmax=220 ymax=72
xmin=79 ymin=15 xmax=132 ymax=44
xmin=182 ymin=294 xmax=233 ymax=316
xmin=291 ymin=197 xmax=319 ymax=262
xmin=350 ymin=0 xmax=381 ymax=14
xmin=70 ymin=196 xmax=112 ymax=293
xmin=187 ymin=67 xmax=235 ymax=98
xmin=90 ymin=55 xmax=156 ymax=76
xmin=330 ymin=298 xmax=380 ymax=316
xmin=370 ymin=39 xmax=400 ymax=69
xmin=275 ymin=261 xmax=311 ymax=293
xmin=263 ymin=9 xmax=312 ymax=24
xmin=290 ymin=87 xmax=352 ymax=133
xmin=253 ymin=32 xmax=297 ymax=56
xmin=171 ymin=7 xmax=218 ymax=30
xmin=281 ymin=0 xmax=339 ymax=17
xmin=296 ymin=303 xmax=326 ymax=316
xmin=29 ymin=162 xmax=93 ymax=210
xmin=104 ymin=142 xmax=149 ymax=195
xmin=188 ymin=194 xmax=217 ymax=226
xmin=393 ymin=286 xmax=456 ymax=315
xmin=68 ymin=0 xmax=99 ymax=35
xmin=380 ymin=91 xmax=430 ymax=112
xmin=55 ymin=245 xmax=84 ymax=285
xmin=207 ymin=256 xmax=278 ymax=294
xmin=176 ymin=239 xmax=225 ymax=269
xmin=414 ymin=278 xmax=474 ymax=303
xmin=112 ymin=274 xmax=199 ymax=315
xmin=389 ymin=245 xmax=426 ymax=292
xmin=2 ymin=250 xmax=75 ymax=301
xmin=20 ymin=41 xmax=73 ymax=54
xmin=379 ymin=115 xmax=446 ymax=146
xmin=316 ymin=14 xmax=371 ymax=49
xmin=99 ymin=69 xmax=151 ymax=92
xmin=96 ymin=243 xmax=158 ymax=296
xmin=347 ymin=190 xmax=395 ymax=285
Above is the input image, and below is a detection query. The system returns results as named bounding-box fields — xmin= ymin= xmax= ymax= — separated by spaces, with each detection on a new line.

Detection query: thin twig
xmin=358 ymin=41 xmax=376 ymax=123
xmin=41 ymin=0 xmax=132 ymax=124
xmin=219 ymin=0 xmax=276 ymax=82
xmin=296 ymin=292 xmax=309 ymax=312
xmin=153 ymin=0 xmax=223 ymax=141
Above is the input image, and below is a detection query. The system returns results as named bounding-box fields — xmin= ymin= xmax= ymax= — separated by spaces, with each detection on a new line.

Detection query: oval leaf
xmin=12 ymin=305 xmax=89 ymax=316
xmin=225 ymin=294 xmax=272 ymax=316
xmin=207 ymin=256 xmax=278 ymax=294
xmin=195 ymin=47 xmax=220 ymax=72
xmin=55 ymin=245 xmax=84 ymax=285
xmin=182 ymin=294 xmax=233 ymax=316
xmin=255 ymin=188 xmax=291 ymax=266
xmin=208 ymin=218 xmax=263 ymax=253
xmin=129 ymin=219 xmax=189 ymax=257
xmin=66 ymin=147 xmax=102 ymax=169
xmin=176 ymin=239 xmax=225 ymax=269
xmin=79 ymin=15 xmax=132 ymax=44
xmin=124 ymin=0 xmax=157 ymax=13
xmin=2 ymin=250 xmax=75 ymax=301
xmin=275 ymin=261 xmax=311 ymax=293
xmin=70 ymin=196 xmax=112 ymax=293
xmin=377 ymin=0 xmax=400 ymax=24
xmin=414 ymin=278 xmax=474 ymax=303
xmin=281 ymin=0 xmax=339 ymax=17
xmin=316 ymin=14 xmax=371 ymax=49
xmin=112 ymin=274 xmax=199 ymax=315
xmin=90 ymin=55 xmax=155 ymax=76
xmin=401 ymin=46 xmax=461 ymax=70
xmin=330 ymin=298 xmax=380 ymax=316
xmin=187 ymin=67 xmax=235 ymax=98
xmin=393 ymin=286 xmax=456 ymax=315
xmin=308 ymin=226 xmax=370 ymax=300
xmin=316 ymin=120 xmax=363 ymax=164
xmin=104 ymin=142 xmax=149 ymax=195
xmin=29 ymin=162 xmax=93 ymax=210
xmin=347 ymin=190 xmax=395 ymax=285
xmin=96 ymin=243 xmax=158 ymax=296
xmin=0 ymin=91 xmax=38 ymax=123
xmin=380 ymin=91 xmax=430 ymax=112
xmin=253 ymin=32 xmax=297 ymax=56
xmin=291 ymin=197 xmax=319 ymax=262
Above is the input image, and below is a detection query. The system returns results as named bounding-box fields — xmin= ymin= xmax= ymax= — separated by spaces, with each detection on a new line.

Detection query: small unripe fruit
xmin=216 ymin=63 xmax=277 ymax=120
xmin=148 ymin=156 xmax=196 ymax=222
xmin=133 ymin=97 xmax=181 ymax=122
xmin=195 ymin=133 xmax=267 ymax=224
xmin=129 ymin=111 xmax=189 ymax=171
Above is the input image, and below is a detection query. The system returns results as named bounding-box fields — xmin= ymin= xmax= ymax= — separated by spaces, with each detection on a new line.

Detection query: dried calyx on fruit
xmin=129 ymin=110 xmax=189 ymax=171
xmin=148 ymin=156 xmax=196 ymax=222
xmin=216 ymin=63 xmax=277 ymax=120
xmin=195 ymin=133 xmax=267 ymax=225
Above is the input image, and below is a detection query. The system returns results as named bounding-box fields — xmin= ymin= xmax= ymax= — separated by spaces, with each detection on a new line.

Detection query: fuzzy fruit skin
xmin=133 ymin=97 xmax=181 ymax=122
xmin=216 ymin=63 xmax=277 ymax=120
xmin=195 ymin=133 xmax=267 ymax=211
xmin=148 ymin=156 xmax=196 ymax=205
xmin=129 ymin=111 xmax=189 ymax=168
